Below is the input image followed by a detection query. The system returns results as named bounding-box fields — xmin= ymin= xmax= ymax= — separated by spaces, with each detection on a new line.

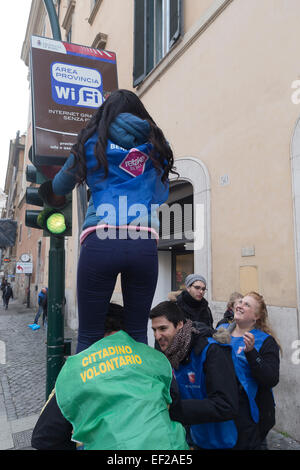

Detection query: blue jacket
xmin=219 ymin=325 xmax=271 ymax=423
xmin=174 ymin=337 xmax=238 ymax=449
xmin=38 ymin=290 xmax=46 ymax=306
xmin=52 ymin=113 xmax=169 ymax=232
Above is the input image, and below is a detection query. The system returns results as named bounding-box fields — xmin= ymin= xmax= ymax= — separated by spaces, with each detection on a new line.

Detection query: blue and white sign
xmin=30 ymin=35 xmax=118 ymax=166
xmin=51 ymin=62 xmax=103 ymax=109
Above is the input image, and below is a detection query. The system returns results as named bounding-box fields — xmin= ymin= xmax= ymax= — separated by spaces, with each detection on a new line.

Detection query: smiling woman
xmin=233 ymin=295 xmax=259 ymax=337
xmin=217 ymin=291 xmax=281 ymax=450
xmin=232 ymin=292 xmax=282 ymax=351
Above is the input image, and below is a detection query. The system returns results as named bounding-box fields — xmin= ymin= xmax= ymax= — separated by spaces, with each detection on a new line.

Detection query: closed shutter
xmin=169 ymin=0 xmax=182 ymax=48
xmin=133 ymin=0 xmax=146 ymax=87
xmin=134 ymin=0 xmax=182 ymax=87
xmin=158 ymin=181 xmax=194 ymax=248
xmin=146 ymin=0 xmax=155 ymax=74
xmin=169 ymin=195 xmax=193 ymax=238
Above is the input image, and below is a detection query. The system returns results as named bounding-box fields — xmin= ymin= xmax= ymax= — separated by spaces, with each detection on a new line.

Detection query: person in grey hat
xmin=168 ymin=274 xmax=213 ymax=327
xmin=184 ymin=274 xmax=207 ymax=289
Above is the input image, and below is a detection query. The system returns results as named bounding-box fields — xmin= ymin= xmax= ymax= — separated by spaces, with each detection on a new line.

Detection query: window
xmin=172 ymin=251 xmax=194 ymax=291
xmin=133 ymin=0 xmax=182 ymax=87
xmin=158 ymin=180 xmax=194 ymax=249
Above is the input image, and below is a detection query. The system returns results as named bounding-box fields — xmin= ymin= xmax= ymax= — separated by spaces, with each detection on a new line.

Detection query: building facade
xmin=19 ymin=0 xmax=300 ymax=439
xmin=1 ymin=130 xmax=48 ymax=308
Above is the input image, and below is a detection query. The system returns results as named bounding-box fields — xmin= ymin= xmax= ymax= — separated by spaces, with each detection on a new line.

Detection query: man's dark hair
xmin=104 ymin=303 xmax=125 ymax=334
xmin=150 ymin=301 xmax=185 ymax=327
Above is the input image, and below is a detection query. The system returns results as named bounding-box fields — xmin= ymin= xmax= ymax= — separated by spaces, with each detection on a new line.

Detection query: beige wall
xmin=137 ymin=0 xmax=300 ymax=307
xmin=59 ymin=0 xmax=134 ymax=89
xmin=48 ymin=0 xmax=300 ymax=308
xmin=184 ymin=0 xmax=215 ymax=31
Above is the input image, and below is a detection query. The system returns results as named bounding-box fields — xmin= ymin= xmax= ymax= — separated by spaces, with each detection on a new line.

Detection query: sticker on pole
xmin=51 ymin=62 xmax=103 ymax=108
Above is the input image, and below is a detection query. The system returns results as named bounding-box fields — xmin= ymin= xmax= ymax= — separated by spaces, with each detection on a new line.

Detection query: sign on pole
xmin=16 ymin=262 xmax=33 ymax=274
xmin=30 ymin=36 xmax=118 ymax=172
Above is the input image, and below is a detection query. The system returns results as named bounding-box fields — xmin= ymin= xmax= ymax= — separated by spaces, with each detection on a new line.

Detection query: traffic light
xmin=25 ymin=164 xmax=47 ymax=230
xmin=25 ymin=166 xmax=72 ymax=237
xmin=38 ymin=180 xmax=72 ymax=237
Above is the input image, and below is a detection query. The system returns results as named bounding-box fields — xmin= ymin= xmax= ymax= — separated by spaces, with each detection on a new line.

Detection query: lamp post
xmin=44 ymin=0 xmax=62 ymax=40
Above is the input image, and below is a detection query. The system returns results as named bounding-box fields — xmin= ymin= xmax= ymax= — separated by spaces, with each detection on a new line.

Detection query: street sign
xmin=16 ymin=262 xmax=33 ymax=274
xmin=30 ymin=35 xmax=118 ymax=171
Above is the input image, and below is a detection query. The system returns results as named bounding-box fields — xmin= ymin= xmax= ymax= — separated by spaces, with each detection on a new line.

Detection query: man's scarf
xmin=164 ymin=320 xmax=200 ymax=369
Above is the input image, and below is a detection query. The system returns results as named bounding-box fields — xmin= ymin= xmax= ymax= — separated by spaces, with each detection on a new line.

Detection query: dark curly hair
xmin=104 ymin=303 xmax=125 ymax=334
xmin=70 ymin=89 xmax=178 ymax=184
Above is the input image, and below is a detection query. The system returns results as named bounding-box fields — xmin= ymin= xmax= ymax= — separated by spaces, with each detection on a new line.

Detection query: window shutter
xmin=133 ymin=0 xmax=146 ymax=87
xmin=146 ymin=0 xmax=154 ymax=74
xmin=169 ymin=0 xmax=182 ymax=48
xmin=158 ymin=181 xmax=194 ymax=248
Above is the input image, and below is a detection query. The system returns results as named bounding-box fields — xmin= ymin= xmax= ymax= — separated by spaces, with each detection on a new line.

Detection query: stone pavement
xmin=0 ymin=298 xmax=77 ymax=450
xmin=0 ymin=298 xmax=300 ymax=451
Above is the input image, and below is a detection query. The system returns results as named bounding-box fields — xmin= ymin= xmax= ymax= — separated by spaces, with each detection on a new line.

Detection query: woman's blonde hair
xmin=246 ymin=291 xmax=282 ymax=354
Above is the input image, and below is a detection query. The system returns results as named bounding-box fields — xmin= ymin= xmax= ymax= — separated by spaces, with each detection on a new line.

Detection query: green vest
xmin=55 ymin=331 xmax=188 ymax=450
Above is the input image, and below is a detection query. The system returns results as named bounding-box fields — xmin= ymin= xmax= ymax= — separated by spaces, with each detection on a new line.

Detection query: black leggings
xmin=76 ymin=230 xmax=158 ymax=352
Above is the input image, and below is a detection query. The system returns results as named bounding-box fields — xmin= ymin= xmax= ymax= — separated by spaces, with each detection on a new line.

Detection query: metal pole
xmin=26 ymin=273 xmax=31 ymax=308
xmin=42 ymin=0 xmax=64 ymax=399
xmin=43 ymin=0 xmax=62 ymax=40
xmin=46 ymin=236 xmax=65 ymax=398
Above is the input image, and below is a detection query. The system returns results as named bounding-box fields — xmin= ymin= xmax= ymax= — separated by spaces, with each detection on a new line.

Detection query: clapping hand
xmin=243 ymin=332 xmax=255 ymax=352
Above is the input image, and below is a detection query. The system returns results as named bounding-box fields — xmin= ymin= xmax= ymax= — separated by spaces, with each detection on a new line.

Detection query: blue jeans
xmin=34 ymin=305 xmax=47 ymax=325
xmin=76 ymin=230 xmax=158 ymax=352
xmin=34 ymin=305 xmax=43 ymax=323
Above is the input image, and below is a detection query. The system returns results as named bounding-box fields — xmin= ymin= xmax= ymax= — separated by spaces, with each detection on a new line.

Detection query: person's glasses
xmin=192 ymin=285 xmax=206 ymax=292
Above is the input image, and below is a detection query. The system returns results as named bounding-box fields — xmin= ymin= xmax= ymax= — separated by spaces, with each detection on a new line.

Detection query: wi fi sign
xmin=51 ymin=62 xmax=103 ymax=108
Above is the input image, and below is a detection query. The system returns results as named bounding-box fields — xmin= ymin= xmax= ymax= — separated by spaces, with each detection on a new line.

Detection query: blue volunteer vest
xmin=219 ymin=325 xmax=269 ymax=423
xmin=174 ymin=338 xmax=238 ymax=449
xmin=85 ymin=136 xmax=169 ymax=226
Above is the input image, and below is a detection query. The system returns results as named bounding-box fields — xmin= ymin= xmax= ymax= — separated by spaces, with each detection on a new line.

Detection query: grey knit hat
xmin=185 ymin=274 xmax=207 ymax=288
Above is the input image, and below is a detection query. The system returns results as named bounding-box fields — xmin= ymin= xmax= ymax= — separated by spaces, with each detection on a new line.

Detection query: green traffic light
xmin=46 ymin=213 xmax=66 ymax=234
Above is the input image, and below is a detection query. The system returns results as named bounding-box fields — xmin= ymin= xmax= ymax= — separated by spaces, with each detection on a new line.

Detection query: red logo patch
xmin=119 ymin=149 xmax=149 ymax=177
xmin=187 ymin=372 xmax=196 ymax=384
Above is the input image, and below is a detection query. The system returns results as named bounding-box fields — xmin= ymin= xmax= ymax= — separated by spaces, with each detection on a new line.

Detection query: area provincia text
xmin=107 ymin=454 xmax=193 ymax=466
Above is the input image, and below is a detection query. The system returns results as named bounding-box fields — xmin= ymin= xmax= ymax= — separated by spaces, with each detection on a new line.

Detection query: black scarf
xmin=164 ymin=320 xmax=200 ymax=370
xmin=180 ymin=290 xmax=205 ymax=309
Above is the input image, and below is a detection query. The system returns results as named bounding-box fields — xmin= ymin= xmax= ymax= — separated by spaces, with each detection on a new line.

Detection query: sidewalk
xmin=0 ymin=298 xmax=300 ymax=451
xmin=0 ymin=298 xmax=77 ymax=450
